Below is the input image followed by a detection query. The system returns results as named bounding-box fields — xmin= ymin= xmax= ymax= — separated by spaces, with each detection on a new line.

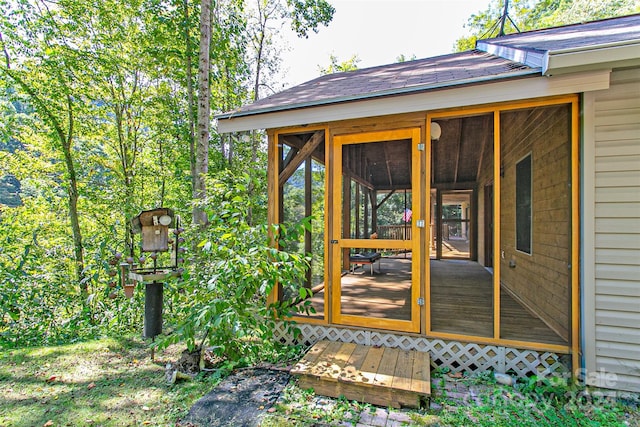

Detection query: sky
xmin=277 ymin=0 xmax=492 ymax=88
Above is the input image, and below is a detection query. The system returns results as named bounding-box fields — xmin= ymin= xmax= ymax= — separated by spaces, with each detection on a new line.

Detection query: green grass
xmin=261 ymin=374 xmax=639 ymax=427
xmin=1 ymin=339 xmax=638 ymax=427
xmin=0 ymin=336 xmax=218 ymax=427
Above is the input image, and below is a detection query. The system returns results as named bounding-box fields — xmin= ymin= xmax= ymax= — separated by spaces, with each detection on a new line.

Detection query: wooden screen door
xmin=330 ymin=128 xmax=422 ymax=333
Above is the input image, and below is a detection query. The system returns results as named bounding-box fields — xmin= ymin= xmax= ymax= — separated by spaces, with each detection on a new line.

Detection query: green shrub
xmin=156 ymin=172 xmax=310 ymax=366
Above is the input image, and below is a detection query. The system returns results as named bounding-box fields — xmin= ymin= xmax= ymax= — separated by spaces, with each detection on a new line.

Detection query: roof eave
xmin=214 ymin=68 xmax=539 ymax=121
xmin=216 ymin=69 xmax=611 ymax=134
xmin=543 ymin=39 xmax=640 ymax=75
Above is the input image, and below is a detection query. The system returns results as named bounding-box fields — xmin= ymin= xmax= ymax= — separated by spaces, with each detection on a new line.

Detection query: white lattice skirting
xmin=274 ymin=322 xmax=570 ymax=379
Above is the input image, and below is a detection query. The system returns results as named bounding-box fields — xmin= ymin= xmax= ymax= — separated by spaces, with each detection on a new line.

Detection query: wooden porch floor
xmin=295 ymin=257 xmax=567 ymax=346
xmin=291 ymin=340 xmax=430 ymax=408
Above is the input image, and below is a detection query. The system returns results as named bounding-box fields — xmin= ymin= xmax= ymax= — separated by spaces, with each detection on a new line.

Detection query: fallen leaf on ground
xmin=87 ymin=382 xmax=96 ymax=389
xmin=46 ymin=375 xmax=57 ymax=383
xmin=43 ymin=421 xmax=53 ymax=427
xmin=267 ymin=407 xmax=276 ymax=413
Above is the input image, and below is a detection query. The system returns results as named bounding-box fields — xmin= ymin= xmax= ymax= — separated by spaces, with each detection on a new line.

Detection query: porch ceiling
xmin=432 ymin=114 xmax=492 ymax=189
xmin=280 ymin=113 xmax=492 ymax=191
xmin=341 ymin=114 xmax=492 ymax=192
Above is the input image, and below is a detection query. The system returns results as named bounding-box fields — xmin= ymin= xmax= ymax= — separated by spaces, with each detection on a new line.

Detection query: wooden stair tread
xmin=291 ymin=340 xmax=430 ymax=408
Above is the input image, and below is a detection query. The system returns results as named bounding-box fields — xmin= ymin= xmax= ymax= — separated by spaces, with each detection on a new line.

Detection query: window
xmin=516 ymin=153 xmax=532 ymax=254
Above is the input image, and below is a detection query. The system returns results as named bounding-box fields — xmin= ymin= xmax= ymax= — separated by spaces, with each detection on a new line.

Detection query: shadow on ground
xmin=178 ymin=368 xmax=290 ymax=427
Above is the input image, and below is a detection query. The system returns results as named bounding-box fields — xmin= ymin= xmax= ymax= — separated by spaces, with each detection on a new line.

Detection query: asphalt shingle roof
xmin=217 ymin=14 xmax=640 ymax=120
xmin=219 ymin=50 xmax=534 ymax=118
xmin=479 ymin=13 xmax=640 ymax=54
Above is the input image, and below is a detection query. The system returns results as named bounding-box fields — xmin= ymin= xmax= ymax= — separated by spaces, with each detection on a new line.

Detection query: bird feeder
xmin=131 ymin=208 xmax=174 ymax=253
xmin=120 ymin=208 xmax=185 ymax=339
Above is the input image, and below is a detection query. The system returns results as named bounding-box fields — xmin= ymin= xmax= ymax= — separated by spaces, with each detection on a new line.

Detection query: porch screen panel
xmin=429 ymin=114 xmax=494 ymax=338
xmin=339 ymin=138 xmax=413 ymax=323
xmin=499 ymin=105 xmax=571 ymax=345
xmin=341 ymin=140 xmax=413 ymax=241
xmin=280 ymin=134 xmax=326 ymax=320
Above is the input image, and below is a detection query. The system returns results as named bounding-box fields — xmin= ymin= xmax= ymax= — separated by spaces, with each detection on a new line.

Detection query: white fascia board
xmin=544 ymin=41 xmax=640 ymax=75
xmin=216 ymin=70 xmax=610 ymax=133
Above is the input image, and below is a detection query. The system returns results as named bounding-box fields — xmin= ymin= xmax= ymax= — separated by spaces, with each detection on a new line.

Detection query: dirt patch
xmin=179 ymin=368 xmax=290 ymax=427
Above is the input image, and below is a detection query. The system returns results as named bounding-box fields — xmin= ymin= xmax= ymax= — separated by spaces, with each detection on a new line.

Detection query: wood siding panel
xmin=596 ymin=310 xmax=640 ymax=328
xmin=595 ymin=155 xmax=640 ymax=173
xmin=594 ymin=279 xmax=640 ymax=296
xmin=596 ymin=233 xmax=640 ymax=250
xmin=595 ymin=186 xmax=640 ymax=202
xmin=595 ymin=325 xmax=640 ymax=345
xmin=595 ymin=203 xmax=640 ymax=217
xmin=599 ymin=356 xmax=638 ymax=382
xmin=596 ymin=342 xmax=640 ymax=361
xmin=595 ymin=294 xmax=640 ymax=313
xmin=596 ymin=264 xmax=640 ymax=281
xmin=592 ymin=68 xmax=640 ymax=392
xmin=595 ymin=138 xmax=640 ymax=157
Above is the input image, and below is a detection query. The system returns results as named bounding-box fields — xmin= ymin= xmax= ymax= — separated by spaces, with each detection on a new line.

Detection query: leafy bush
xmin=157 ymin=172 xmax=310 ymax=366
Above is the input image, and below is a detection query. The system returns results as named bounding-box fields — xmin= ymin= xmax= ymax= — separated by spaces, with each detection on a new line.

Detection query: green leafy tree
xmin=318 ymin=53 xmax=360 ymax=75
xmin=0 ymin=0 xmax=91 ymax=294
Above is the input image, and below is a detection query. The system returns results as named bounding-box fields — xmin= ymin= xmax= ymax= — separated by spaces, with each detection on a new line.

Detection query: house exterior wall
xmin=583 ymin=68 xmax=640 ymax=392
xmin=476 ymin=125 xmax=496 ymax=268
xmin=499 ymin=105 xmax=572 ymax=342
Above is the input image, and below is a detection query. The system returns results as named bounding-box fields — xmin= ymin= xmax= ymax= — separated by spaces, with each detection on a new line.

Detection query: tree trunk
xmin=62 ymin=95 xmax=86 ymax=295
xmin=2 ymin=67 xmax=87 ymax=297
xmin=183 ymin=0 xmax=197 ymax=196
xmin=193 ymin=0 xmax=211 ymax=226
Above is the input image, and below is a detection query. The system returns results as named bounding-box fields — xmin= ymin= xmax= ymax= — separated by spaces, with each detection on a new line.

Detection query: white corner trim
xmin=582 ymin=91 xmax=597 ymax=381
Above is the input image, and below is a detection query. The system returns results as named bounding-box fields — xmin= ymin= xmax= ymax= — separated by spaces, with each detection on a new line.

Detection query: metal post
xmin=144 ymin=281 xmax=163 ymax=338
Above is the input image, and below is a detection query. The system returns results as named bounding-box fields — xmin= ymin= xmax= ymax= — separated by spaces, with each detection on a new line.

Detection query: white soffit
xmin=216 ymin=70 xmax=611 ymax=134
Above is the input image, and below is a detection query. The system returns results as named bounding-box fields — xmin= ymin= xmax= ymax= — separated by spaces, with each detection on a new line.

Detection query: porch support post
xmin=370 ymin=190 xmax=377 ymax=234
xmin=493 ymin=111 xmax=501 ymax=340
xmin=343 ymin=176 xmax=351 ymax=269
xmin=267 ymin=131 xmax=281 ymax=306
xmin=305 ymin=158 xmax=312 ymax=288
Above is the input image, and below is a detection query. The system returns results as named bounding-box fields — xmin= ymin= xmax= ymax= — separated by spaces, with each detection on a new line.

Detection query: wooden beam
xmin=431 ymin=181 xmax=477 ymax=191
xmin=382 ymin=142 xmax=394 ymax=188
xmin=476 ymin=116 xmax=491 ymax=182
xmin=343 ymin=167 xmax=375 ymax=190
xmin=279 ymin=131 xmax=324 ymax=186
xmin=282 ymin=146 xmax=298 ymax=171
xmin=281 ymin=134 xmax=325 ymax=164
xmin=452 ymin=119 xmax=463 ymax=184
xmin=376 ymin=190 xmax=396 ymax=210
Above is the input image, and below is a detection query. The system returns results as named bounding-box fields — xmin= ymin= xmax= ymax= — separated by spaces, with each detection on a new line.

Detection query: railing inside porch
xmin=376 ymin=224 xmax=412 ymax=240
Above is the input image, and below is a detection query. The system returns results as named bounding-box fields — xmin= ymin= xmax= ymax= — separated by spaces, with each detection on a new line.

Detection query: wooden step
xmin=291 ymin=340 xmax=430 ymax=408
